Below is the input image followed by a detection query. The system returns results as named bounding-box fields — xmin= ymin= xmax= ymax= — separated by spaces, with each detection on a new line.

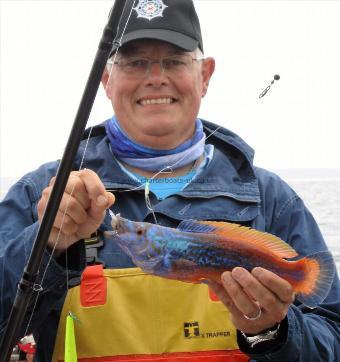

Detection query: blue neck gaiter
xmin=105 ymin=116 xmax=205 ymax=172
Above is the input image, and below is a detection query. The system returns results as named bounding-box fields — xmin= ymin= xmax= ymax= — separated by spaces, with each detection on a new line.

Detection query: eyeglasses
xmin=107 ymin=54 xmax=204 ymax=78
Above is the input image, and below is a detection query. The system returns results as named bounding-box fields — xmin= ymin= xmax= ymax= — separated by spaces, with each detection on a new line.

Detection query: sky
xmin=1 ymin=0 xmax=340 ymax=183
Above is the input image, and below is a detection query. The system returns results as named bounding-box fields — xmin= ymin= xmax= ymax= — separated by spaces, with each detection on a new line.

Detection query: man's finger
xmin=64 ymin=173 xmax=91 ymax=210
xmin=49 ymin=176 xmax=56 ymax=187
xmin=88 ymin=192 xmax=115 ymax=221
xmin=222 ymin=270 xmax=262 ymax=319
xmin=252 ymin=267 xmax=295 ymax=304
xmin=77 ymin=169 xmax=112 ymax=217
xmin=232 ymin=267 xmax=289 ymax=323
xmin=78 ymin=169 xmax=106 ymax=199
xmin=204 ymin=279 xmax=239 ymax=315
xmin=57 ymin=193 xmax=88 ymax=225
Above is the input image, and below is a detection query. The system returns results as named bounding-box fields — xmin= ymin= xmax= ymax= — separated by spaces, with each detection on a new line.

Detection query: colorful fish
xmin=106 ymin=213 xmax=335 ymax=308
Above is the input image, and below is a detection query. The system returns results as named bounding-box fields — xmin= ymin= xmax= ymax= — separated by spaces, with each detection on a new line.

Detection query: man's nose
xmin=148 ymin=60 xmax=164 ymax=76
xmin=145 ymin=60 xmax=167 ymax=86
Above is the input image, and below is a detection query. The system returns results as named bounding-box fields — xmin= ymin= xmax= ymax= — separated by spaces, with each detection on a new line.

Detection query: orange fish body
xmin=108 ymin=214 xmax=335 ymax=308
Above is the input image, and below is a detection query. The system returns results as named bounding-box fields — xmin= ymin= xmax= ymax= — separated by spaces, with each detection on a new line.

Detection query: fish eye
xmin=136 ymin=227 xmax=145 ymax=236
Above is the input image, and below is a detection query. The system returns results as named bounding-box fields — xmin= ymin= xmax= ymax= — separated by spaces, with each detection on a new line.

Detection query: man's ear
xmin=201 ymin=57 xmax=215 ymax=97
xmin=101 ymin=67 xmax=111 ymax=98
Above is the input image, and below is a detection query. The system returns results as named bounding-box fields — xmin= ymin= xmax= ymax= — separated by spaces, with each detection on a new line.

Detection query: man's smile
xmin=137 ymin=96 xmax=177 ymax=106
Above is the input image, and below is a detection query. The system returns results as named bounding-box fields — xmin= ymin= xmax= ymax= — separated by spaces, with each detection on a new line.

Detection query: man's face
xmin=102 ymin=40 xmax=215 ymax=149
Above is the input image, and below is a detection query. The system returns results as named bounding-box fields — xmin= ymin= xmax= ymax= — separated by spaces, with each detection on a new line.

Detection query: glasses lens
xmin=117 ymin=55 xmax=194 ymax=77
xmin=162 ymin=55 xmax=191 ymax=72
xmin=120 ymin=58 xmax=149 ymax=76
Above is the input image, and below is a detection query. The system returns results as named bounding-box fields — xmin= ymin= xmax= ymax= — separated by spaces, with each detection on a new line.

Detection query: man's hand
xmin=37 ymin=169 xmax=115 ymax=252
xmin=207 ymin=267 xmax=295 ymax=334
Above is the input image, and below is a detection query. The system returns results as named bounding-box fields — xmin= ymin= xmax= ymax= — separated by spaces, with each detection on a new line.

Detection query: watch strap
xmin=240 ymin=323 xmax=281 ymax=348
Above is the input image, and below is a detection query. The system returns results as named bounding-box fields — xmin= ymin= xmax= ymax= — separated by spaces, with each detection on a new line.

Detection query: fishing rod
xmin=0 ymin=1 xmax=133 ymax=360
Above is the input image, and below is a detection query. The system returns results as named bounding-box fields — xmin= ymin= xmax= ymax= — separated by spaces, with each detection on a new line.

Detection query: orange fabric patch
xmin=75 ymin=350 xmax=248 ymax=361
xmin=80 ymin=265 xmax=107 ymax=307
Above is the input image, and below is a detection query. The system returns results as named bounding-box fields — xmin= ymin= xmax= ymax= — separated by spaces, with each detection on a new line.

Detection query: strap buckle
xmin=84 ymin=232 xmax=105 ymax=266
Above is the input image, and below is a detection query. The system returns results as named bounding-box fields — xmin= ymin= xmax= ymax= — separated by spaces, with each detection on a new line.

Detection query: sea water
xmin=276 ymin=169 xmax=340 ymax=275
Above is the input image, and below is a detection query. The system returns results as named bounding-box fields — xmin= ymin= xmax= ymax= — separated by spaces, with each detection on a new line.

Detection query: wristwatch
xmin=240 ymin=323 xmax=281 ymax=348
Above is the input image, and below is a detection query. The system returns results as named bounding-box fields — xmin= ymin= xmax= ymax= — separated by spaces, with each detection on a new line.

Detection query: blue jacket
xmin=1 ymin=120 xmax=339 ymax=361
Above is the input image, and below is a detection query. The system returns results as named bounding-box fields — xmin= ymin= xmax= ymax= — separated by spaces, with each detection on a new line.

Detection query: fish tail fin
xmin=295 ymin=251 xmax=335 ymax=308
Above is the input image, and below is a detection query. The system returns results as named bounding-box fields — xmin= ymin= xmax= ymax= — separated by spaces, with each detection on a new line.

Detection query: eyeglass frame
xmin=107 ymin=54 xmax=205 ymax=78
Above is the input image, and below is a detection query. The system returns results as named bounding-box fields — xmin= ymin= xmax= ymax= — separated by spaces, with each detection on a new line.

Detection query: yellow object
xmin=65 ymin=313 xmax=77 ymax=362
xmin=53 ymin=267 xmax=241 ymax=361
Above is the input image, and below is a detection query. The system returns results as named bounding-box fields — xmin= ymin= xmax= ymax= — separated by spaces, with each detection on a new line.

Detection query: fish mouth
xmin=110 ymin=211 xmax=128 ymax=233
xmin=105 ymin=212 xmax=127 ymax=238
xmin=110 ymin=212 xmax=121 ymax=230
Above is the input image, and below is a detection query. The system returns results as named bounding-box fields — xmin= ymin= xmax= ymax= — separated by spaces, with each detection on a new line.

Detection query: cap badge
xmin=134 ymin=0 xmax=168 ymax=21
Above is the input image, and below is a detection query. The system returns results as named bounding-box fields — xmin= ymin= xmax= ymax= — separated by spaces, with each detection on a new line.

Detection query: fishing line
xmin=144 ymin=180 xmax=158 ymax=224
xmin=105 ymin=165 xmax=172 ymax=225
xmin=105 ymin=126 xmax=222 ymax=191
xmin=106 ymin=123 xmax=221 ymax=194
xmin=105 ymin=125 xmax=222 ymax=225
xmin=23 ymin=127 xmax=94 ymax=338
xmin=117 ymin=0 xmax=137 ymax=49
xmin=103 ymin=0 xmax=222 ymax=223
xmin=21 ymin=0 xmax=139 ymax=339
xmin=105 ymin=164 xmax=176 ymax=225
xmin=106 ymin=0 xmax=137 ymax=86
xmin=19 ymin=0 xmax=220 ymax=344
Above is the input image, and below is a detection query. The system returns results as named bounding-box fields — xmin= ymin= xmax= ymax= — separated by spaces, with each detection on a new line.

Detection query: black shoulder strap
xmin=82 ymin=122 xmax=107 ymax=140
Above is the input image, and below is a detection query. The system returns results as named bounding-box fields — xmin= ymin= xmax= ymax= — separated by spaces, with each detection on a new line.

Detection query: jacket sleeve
xmin=0 ymin=164 xmax=85 ymax=340
xmin=241 ymin=171 xmax=340 ymax=361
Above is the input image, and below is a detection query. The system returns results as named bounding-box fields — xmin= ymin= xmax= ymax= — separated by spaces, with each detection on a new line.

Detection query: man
xmin=1 ymin=1 xmax=339 ymax=361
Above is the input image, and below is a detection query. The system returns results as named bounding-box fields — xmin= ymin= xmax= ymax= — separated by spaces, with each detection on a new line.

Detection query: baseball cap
xmin=112 ymin=0 xmax=203 ymax=53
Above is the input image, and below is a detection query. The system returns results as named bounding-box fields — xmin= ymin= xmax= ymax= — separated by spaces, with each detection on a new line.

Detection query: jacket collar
xmin=79 ymin=119 xmax=260 ymax=204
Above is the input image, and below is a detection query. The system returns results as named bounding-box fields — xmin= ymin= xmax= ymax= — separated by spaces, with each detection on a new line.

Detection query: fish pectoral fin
xmin=166 ymin=259 xmax=202 ymax=283
xmin=171 ymin=258 xmax=198 ymax=272
xmin=199 ymin=220 xmax=298 ymax=259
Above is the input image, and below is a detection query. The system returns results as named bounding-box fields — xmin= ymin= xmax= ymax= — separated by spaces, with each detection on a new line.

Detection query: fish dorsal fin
xmin=179 ymin=219 xmax=298 ymax=259
xmin=178 ymin=220 xmax=216 ymax=234
xmin=202 ymin=220 xmax=298 ymax=258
